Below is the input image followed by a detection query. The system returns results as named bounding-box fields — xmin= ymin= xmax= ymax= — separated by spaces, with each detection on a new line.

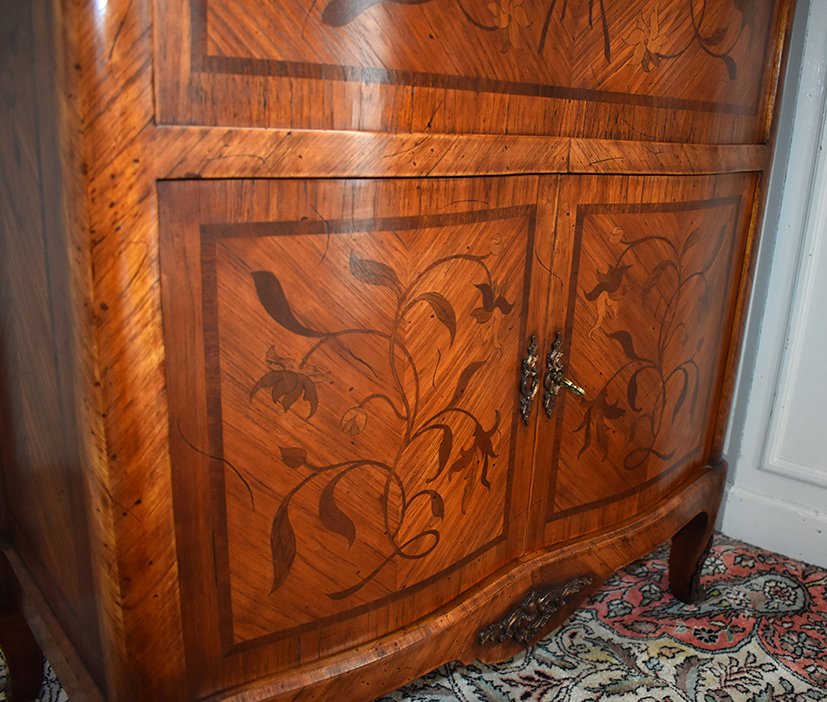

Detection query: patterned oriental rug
xmin=2 ymin=534 xmax=826 ymax=701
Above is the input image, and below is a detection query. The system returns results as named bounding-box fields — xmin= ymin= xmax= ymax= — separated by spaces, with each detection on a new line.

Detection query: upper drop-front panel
xmin=155 ymin=0 xmax=788 ymax=142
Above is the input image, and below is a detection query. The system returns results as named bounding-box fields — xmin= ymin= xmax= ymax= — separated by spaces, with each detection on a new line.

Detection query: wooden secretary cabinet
xmin=0 ymin=0 xmax=791 ymax=700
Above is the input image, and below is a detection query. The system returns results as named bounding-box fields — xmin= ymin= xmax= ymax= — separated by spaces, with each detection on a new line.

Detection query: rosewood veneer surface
xmin=0 ymin=0 xmax=794 ymax=700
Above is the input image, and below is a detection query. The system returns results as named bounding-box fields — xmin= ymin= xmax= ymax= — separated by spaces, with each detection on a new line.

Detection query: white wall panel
xmin=721 ymin=0 xmax=827 ymax=568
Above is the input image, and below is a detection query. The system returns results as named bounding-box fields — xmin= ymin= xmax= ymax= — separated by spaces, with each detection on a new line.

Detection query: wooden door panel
xmin=537 ymin=174 xmax=757 ymax=545
xmin=155 ymin=0 xmax=789 ymax=143
xmin=159 ymin=176 xmax=544 ymax=695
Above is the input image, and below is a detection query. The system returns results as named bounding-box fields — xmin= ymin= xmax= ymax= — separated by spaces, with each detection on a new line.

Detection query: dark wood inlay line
xmin=546 ymin=450 xmax=699 ymax=522
xmin=200 ymin=205 xmax=537 ymax=240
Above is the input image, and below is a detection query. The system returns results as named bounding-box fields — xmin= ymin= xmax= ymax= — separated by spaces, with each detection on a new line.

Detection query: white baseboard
xmin=718 ymin=483 xmax=827 ymax=568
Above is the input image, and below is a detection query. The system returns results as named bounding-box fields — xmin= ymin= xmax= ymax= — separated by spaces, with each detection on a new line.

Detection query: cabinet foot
xmin=0 ymin=553 xmax=43 ymax=702
xmin=668 ymin=512 xmax=714 ymax=604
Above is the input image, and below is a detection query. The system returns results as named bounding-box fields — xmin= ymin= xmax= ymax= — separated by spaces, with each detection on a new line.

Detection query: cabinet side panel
xmin=0 ymin=0 xmax=104 ymax=689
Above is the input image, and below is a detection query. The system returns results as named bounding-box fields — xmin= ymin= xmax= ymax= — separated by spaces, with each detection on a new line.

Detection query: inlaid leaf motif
xmin=349 ymin=250 xmax=401 ymax=292
xmin=607 ymin=330 xmax=648 ymax=363
xmin=471 ymin=282 xmax=514 ymax=323
xmin=422 ymin=424 xmax=455 ymax=483
xmin=414 ymin=292 xmax=456 ymax=345
xmin=280 ymin=446 xmax=307 ymax=468
xmin=627 ymin=366 xmax=656 ymax=412
xmin=690 ymin=367 xmax=701 ymax=415
xmin=603 ymin=395 xmax=626 ymax=420
xmin=642 ymin=261 xmax=676 ymax=308
xmin=595 ymin=421 xmax=610 ymax=460
xmin=429 ymin=492 xmax=445 ymax=518
xmin=449 ymin=445 xmax=475 ymax=478
xmin=449 ymin=360 xmax=485 ymax=406
xmin=280 ymin=377 xmax=303 ymax=411
xmin=576 ymin=408 xmax=593 ymax=459
xmin=575 ymin=390 xmax=625 ymax=459
xmin=251 ymin=370 xmax=319 ymax=418
xmin=252 ymin=271 xmax=325 ymax=338
xmin=438 ymin=425 xmax=453 ymax=477
xmin=682 ymin=228 xmax=702 ymax=255
xmin=251 ymin=370 xmax=287 ymax=400
xmin=461 ymin=471 xmax=476 ymax=515
xmin=585 ymin=263 xmax=631 ymax=301
xmin=410 ymin=489 xmax=445 ymax=520
xmin=671 ymin=367 xmax=689 ymax=420
xmin=475 ymin=410 xmax=500 ymax=489
xmin=704 ymin=26 xmax=728 ymax=46
xmin=723 ymin=54 xmax=737 ymax=80
xmin=302 ymin=380 xmax=319 ymax=417
xmin=270 ymin=501 xmax=296 ymax=592
xmin=320 ymin=475 xmax=356 ymax=547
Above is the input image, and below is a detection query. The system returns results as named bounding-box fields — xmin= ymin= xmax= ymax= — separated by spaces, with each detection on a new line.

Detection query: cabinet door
xmin=158 ymin=176 xmax=548 ymax=696
xmin=534 ymin=174 xmax=757 ymax=546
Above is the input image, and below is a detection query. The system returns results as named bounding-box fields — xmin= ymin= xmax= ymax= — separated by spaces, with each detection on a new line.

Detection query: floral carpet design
xmin=2 ymin=535 xmax=825 ymax=701
xmin=381 ymin=535 xmax=827 ymax=701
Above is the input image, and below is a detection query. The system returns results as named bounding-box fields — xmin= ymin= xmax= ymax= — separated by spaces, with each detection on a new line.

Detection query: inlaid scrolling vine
xmin=575 ymin=221 xmax=728 ymax=470
xmin=319 ymin=0 xmax=752 ymax=77
xmin=249 ymin=246 xmax=513 ymax=600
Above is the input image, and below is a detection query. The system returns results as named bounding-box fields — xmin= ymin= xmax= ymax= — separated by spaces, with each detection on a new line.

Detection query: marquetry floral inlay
xmin=577 ymin=223 xmax=726 ymax=470
xmin=250 ymin=247 xmax=513 ymax=599
xmin=318 ymin=0 xmax=751 ymax=75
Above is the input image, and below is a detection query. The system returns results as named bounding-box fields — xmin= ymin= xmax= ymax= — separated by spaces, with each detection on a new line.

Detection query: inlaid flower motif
xmin=471 ymin=282 xmax=513 ymax=323
xmin=250 ymin=346 xmax=326 ymax=419
xmin=340 ymin=406 xmax=368 ymax=435
xmin=574 ymin=387 xmax=626 ymax=461
xmin=487 ymin=0 xmax=530 ymax=51
xmin=624 ymin=5 xmax=668 ymax=72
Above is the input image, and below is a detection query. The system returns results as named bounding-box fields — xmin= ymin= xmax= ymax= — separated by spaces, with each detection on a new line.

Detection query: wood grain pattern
xmin=0 ymin=0 xmax=795 ymax=699
xmin=568 ymin=139 xmax=768 ymax=175
xmin=151 ymin=128 xmax=767 ymax=179
xmin=72 ymin=0 xmax=188 ymax=697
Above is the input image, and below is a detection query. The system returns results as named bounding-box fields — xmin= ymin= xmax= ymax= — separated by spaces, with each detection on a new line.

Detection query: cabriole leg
xmin=669 ymin=511 xmax=714 ymax=604
xmin=0 ymin=553 xmax=42 ymax=702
